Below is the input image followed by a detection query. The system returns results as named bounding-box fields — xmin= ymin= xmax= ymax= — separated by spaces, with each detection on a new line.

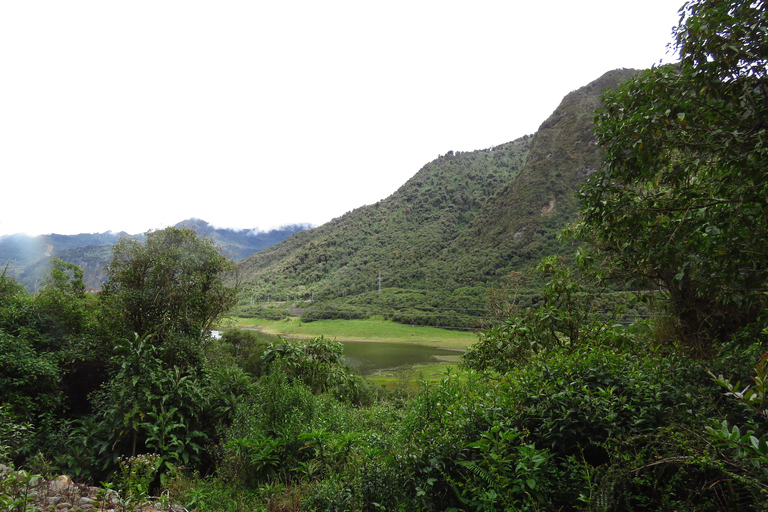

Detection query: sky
xmin=0 ymin=1 xmax=682 ymax=236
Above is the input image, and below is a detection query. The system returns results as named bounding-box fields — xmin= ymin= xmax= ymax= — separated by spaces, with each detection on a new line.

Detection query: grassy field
xmin=216 ymin=315 xmax=476 ymax=387
xmin=220 ymin=315 xmax=477 ymax=351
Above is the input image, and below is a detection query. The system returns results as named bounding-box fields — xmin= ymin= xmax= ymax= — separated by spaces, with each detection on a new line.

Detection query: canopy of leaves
xmin=575 ymin=0 xmax=768 ymax=347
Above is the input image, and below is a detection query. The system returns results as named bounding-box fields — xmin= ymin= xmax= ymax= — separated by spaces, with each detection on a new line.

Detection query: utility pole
xmin=378 ymin=271 xmax=382 ymax=294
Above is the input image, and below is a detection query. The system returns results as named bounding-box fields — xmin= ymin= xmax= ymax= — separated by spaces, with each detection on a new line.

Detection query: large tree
xmin=575 ymin=0 xmax=767 ymax=349
xmin=100 ymin=227 xmax=239 ymax=342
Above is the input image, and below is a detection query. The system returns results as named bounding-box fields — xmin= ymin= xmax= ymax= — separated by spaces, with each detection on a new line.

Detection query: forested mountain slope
xmin=237 ymin=137 xmax=532 ymax=301
xmin=237 ymin=69 xmax=639 ymax=305
xmin=435 ymin=68 xmax=640 ymax=284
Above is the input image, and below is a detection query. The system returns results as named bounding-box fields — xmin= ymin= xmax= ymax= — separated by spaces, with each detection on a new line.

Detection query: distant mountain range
xmin=0 ymin=220 xmax=310 ymax=291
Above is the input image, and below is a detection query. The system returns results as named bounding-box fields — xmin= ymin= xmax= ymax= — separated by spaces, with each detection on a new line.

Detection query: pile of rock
xmin=3 ymin=472 xmax=191 ymax=512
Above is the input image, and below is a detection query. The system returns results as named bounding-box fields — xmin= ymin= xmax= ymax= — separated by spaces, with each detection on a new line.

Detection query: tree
xmin=100 ymin=227 xmax=239 ymax=343
xmin=36 ymin=259 xmax=92 ymax=337
xmin=574 ymin=0 xmax=768 ymax=350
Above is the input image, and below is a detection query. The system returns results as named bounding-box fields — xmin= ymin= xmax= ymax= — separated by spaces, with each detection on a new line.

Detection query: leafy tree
xmin=100 ymin=227 xmax=239 ymax=343
xmin=575 ymin=0 xmax=768 ymax=349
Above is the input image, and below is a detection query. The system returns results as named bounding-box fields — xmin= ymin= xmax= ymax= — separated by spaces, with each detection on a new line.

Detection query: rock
xmin=79 ymin=496 xmax=97 ymax=506
xmin=15 ymin=473 xmax=189 ymax=512
xmin=45 ymin=496 xmax=65 ymax=507
xmin=48 ymin=474 xmax=74 ymax=493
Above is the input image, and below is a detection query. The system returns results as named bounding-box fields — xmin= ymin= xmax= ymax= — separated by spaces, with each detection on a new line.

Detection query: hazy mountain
xmin=236 ymin=69 xmax=639 ymax=306
xmin=174 ymin=219 xmax=312 ymax=261
xmin=0 ymin=221 xmax=309 ymax=291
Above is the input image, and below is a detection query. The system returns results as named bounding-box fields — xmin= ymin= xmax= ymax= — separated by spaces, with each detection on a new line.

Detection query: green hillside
xmin=236 ymin=69 xmax=639 ymax=323
xmin=237 ymin=136 xmax=531 ymax=301
xmin=436 ymin=68 xmax=640 ymax=283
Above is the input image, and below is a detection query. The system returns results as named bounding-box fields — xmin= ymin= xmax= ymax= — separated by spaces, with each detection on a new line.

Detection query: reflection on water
xmin=341 ymin=341 xmax=461 ymax=376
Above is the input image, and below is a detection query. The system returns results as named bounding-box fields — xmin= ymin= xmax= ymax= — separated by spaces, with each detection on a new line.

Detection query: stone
xmin=48 ymin=475 xmax=74 ymax=494
xmin=45 ymin=496 xmax=64 ymax=506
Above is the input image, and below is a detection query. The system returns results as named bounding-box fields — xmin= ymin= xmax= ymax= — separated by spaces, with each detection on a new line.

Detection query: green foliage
xmin=576 ymin=0 xmax=768 ymax=349
xmin=208 ymin=329 xmax=272 ymax=377
xmin=451 ymin=424 xmax=557 ymax=512
xmin=100 ymin=227 xmax=238 ymax=343
xmin=300 ymin=303 xmax=369 ymax=322
xmin=69 ymin=334 xmax=213 ymax=479
xmin=163 ymin=472 xmax=266 ymax=512
xmin=236 ymin=304 xmax=293 ymax=321
xmin=0 ymin=268 xmax=25 ymax=300
xmin=0 ymin=468 xmax=43 ymax=512
xmin=260 ymin=337 xmax=360 ymax=401
xmin=706 ymin=351 xmax=768 ymax=499
xmin=223 ymin=372 xmax=319 ymax=486
xmin=0 ymin=331 xmax=61 ymax=419
xmin=462 ymin=256 xmax=629 ymax=372
xmin=117 ymin=453 xmax=160 ymax=505
xmin=0 ymin=406 xmax=33 ymax=467
xmin=323 ymin=287 xmax=489 ymax=328
xmin=506 ymin=347 xmax=706 ymax=458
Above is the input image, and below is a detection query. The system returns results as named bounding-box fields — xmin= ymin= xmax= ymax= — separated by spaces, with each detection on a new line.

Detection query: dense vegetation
xmin=2 ymin=1 xmax=767 ymax=510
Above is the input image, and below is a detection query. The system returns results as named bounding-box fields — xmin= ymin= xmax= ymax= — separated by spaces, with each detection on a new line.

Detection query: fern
xmin=456 ymin=460 xmax=492 ymax=485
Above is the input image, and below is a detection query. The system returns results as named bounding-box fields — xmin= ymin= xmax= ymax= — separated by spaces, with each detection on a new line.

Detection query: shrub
xmin=300 ymin=304 xmax=368 ymax=322
xmin=210 ymin=329 xmax=272 ymax=377
xmin=260 ymin=337 xmax=361 ymax=402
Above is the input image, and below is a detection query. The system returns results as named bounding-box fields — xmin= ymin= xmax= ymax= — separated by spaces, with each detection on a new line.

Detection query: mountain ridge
xmin=235 ymin=68 xmax=640 ymax=312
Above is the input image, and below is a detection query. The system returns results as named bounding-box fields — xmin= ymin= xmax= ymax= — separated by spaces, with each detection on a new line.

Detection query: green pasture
xmin=222 ymin=315 xmax=477 ymax=351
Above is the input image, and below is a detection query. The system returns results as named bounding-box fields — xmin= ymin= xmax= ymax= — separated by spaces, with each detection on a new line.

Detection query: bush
xmin=210 ymin=329 xmax=272 ymax=377
xmin=300 ymin=304 xmax=368 ymax=322
xmin=237 ymin=305 xmax=293 ymax=321
xmin=260 ymin=337 xmax=361 ymax=402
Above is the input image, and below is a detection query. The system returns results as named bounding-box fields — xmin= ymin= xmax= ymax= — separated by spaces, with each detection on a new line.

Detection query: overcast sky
xmin=1 ymin=1 xmax=681 ymax=236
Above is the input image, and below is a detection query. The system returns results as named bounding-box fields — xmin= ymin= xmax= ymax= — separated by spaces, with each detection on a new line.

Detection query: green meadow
xmin=223 ymin=315 xmax=477 ymax=350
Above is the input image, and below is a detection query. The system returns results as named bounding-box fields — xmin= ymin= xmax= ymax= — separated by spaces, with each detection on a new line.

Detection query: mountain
xmin=173 ymin=219 xmax=312 ymax=261
xmin=434 ymin=68 xmax=640 ymax=282
xmin=0 ymin=221 xmax=308 ymax=291
xmin=237 ymin=136 xmax=532 ymax=301
xmin=236 ymin=69 xmax=639 ymax=316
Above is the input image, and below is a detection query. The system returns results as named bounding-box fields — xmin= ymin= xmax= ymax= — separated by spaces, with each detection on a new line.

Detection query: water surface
xmin=341 ymin=340 xmax=461 ymax=376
